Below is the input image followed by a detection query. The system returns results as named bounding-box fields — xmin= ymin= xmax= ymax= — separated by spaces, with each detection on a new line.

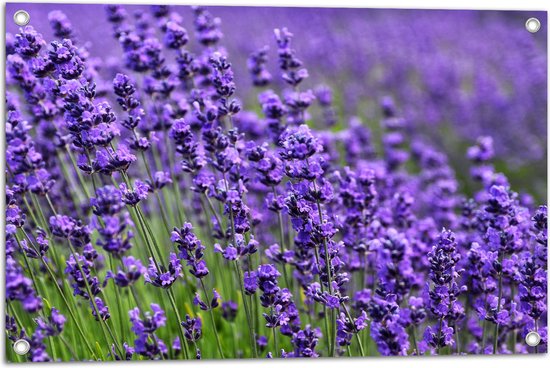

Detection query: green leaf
xmin=95 ymin=342 xmax=105 ymax=361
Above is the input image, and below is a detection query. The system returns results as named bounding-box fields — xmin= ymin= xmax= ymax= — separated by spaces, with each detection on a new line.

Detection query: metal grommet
xmin=525 ymin=17 xmax=541 ymax=33
xmin=13 ymin=10 xmax=30 ymax=26
xmin=525 ymin=331 xmax=541 ymax=347
xmin=13 ymin=339 xmax=31 ymax=355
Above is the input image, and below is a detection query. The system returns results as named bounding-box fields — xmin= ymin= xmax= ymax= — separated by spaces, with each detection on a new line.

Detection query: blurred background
xmin=5 ymin=3 xmax=548 ymax=201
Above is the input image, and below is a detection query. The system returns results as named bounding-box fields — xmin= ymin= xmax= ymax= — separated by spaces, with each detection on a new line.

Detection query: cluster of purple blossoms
xmin=335 ymin=310 xmax=368 ymax=349
xmin=247 ymin=264 xmax=300 ymax=336
xmin=248 ymin=46 xmax=272 ymax=87
xmin=425 ymin=229 xmax=465 ymax=352
xmin=215 ymin=233 xmax=258 ymax=261
xmin=64 ymin=244 xmax=110 ymax=321
xmin=27 ymin=308 xmax=67 ymax=362
xmin=129 ymin=304 xmax=168 ymax=359
xmin=91 ymin=185 xmax=134 ymax=256
xmin=107 ymin=256 xmax=146 ymax=288
xmin=193 ymin=289 xmax=220 ymax=311
xmin=181 ymin=314 xmax=203 ymax=359
xmin=367 ymin=291 xmax=410 ymax=356
xmin=5 ymin=256 xmax=42 ymax=313
xmin=144 ymin=253 xmax=182 ymax=289
xmin=171 ymin=222 xmax=209 ymax=278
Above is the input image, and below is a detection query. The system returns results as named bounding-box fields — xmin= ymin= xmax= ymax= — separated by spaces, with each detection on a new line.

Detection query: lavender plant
xmin=4 ymin=4 xmax=547 ymax=362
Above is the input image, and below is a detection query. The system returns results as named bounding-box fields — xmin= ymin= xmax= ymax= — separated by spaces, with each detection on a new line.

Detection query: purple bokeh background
xmin=5 ymin=3 xmax=548 ymax=199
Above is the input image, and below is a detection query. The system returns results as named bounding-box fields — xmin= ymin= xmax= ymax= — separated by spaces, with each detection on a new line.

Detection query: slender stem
xmin=13 ymin=236 xmax=61 ymax=361
xmin=198 ymin=279 xmax=225 ymax=358
xmin=66 ymin=146 xmax=92 ymax=199
xmin=234 ymin=261 xmax=258 ymax=358
xmin=166 ymin=288 xmax=190 ymax=360
xmin=455 ymin=324 xmax=460 ymax=354
xmin=7 ymin=302 xmax=28 ymax=362
xmin=162 ymin=131 xmax=186 ymax=225
xmin=308 ymin=160 xmax=337 ymax=356
xmin=410 ymin=326 xmax=419 ymax=355
xmin=481 ymin=293 xmax=489 ymax=349
xmin=8 ymin=302 xmax=25 ymax=331
xmin=57 ymin=150 xmax=86 ymax=207
xmin=204 ymin=193 xmax=225 ymax=238
xmin=272 ymin=186 xmax=291 ymax=289
xmin=172 ymin=175 xmax=187 ymax=225
xmin=21 ymin=195 xmax=40 ymax=228
xmin=191 ymin=340 xmax=200 ymax=359
xmin=133 ymin=206 xmax=162 ymax=270
xmin=136 ymin=206 xmax=169 ymax=265
xmin=139 ymin=150 xmax=171 ymax=233
xmin=493 ymin=256 xmax=503 ymax=355
xmin=221 ymin=171 xmax=257 ymax=358
xmin=271 ymin=318 xmax=279 ymax=357
xmin=59 ymin=335 xmax=79 ymax=360
xmin=109 ymin=255 xmax=126 ymax=344
xmin=341 ymin=302 xmax=365 ymax=357
xmin=67 ymin=240 xmax=123 ymax=358
xmin=20 ymin=230 xmax=97 ymax=359
xmin=437 ymin=317 xmax=444 ymax=355
xmin=313 ymin=246 xmax=332 ymax=355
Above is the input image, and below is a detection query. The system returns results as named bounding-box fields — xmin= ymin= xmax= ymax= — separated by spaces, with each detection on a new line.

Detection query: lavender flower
xmin=144 ymin=253 xmax=182 ymax=289
xmin=171 ymin=223 xmax=209 ymax=278
xmin=425 ymin=229 xmax=465 ymax=352
xmin=129 ymin=304 xmax=168 ymax=359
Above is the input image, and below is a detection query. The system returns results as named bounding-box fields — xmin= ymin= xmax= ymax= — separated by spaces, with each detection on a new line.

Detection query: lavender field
xmin=4 ymin=3 xmax=548 ymax=361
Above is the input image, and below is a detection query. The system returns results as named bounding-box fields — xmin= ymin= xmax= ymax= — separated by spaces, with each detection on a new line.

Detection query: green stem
xmin=313 ymin=246 xmax=332 ymax=355
xmin=493 ymin=268 xmax=503 ymax=355
xmin=437 ymin=317 xmax=443 ymax=355
xmin=272 ymin=186 xmax=291 ymax=289
xmin=410 ymin=326 xmax=419 ymax=355
xmin=139 ymin=150 xmax=171 ymax=233
xmin=233 ymin=261 xmax=258 ymax=358
xmin=59 ymin=335 xmax=79 ymax=360
xmin=308 ymin=161 xmax=337 ymax=356
xmin=455 ymin=324 xmax=460 ymax=354
xmin=271 ymin=317 xmax=279 ymax=357
xmin=66 ymin=146 xmax=92 ymax=199
xmin=341 ymin=302 xmax=365 ymax=357
xmin=166 ymin=288 xmax=190 ymax=360
xmin=204 ymin=193 xmax=226 ymax=238
xmin=109 ymin=255 xmax=126 ymax=344
xmin=20 ymin=230 xmax=97 ymax=359
xmin=198 ymin=279 xmax=225 ymax=358
xmin=67 ymin=240 xmax=123 ymax=358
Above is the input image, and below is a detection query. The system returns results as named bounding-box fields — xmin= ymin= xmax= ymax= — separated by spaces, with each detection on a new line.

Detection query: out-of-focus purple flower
xmin=244 ymin=271 xmax=258 ymax=295
xmin=129 ymin=304 xmax=168 ymax=359
xmin=5 ymin=256 xmax=42 ymax=312
xmin=248 ymin=46 xmax=272 ymax=87
xmin=48 ymin=10 xmax=73 ymax=39
xmin=283 ymin=325 xmax=322 ymax=358
xmin=164 ymin=21 xmax=189 ymax=49
xmin=221 ymin=300 xmax=238 ymax=322
xmin=108 ymin=256 xmax=146 ymax=287
xmin=192 ymin=6 xmax=223 ymax=47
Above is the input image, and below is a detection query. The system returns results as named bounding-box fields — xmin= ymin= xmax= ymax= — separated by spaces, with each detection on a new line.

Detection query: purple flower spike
xmin=144 ymin=253 xmax=182 ymax=289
